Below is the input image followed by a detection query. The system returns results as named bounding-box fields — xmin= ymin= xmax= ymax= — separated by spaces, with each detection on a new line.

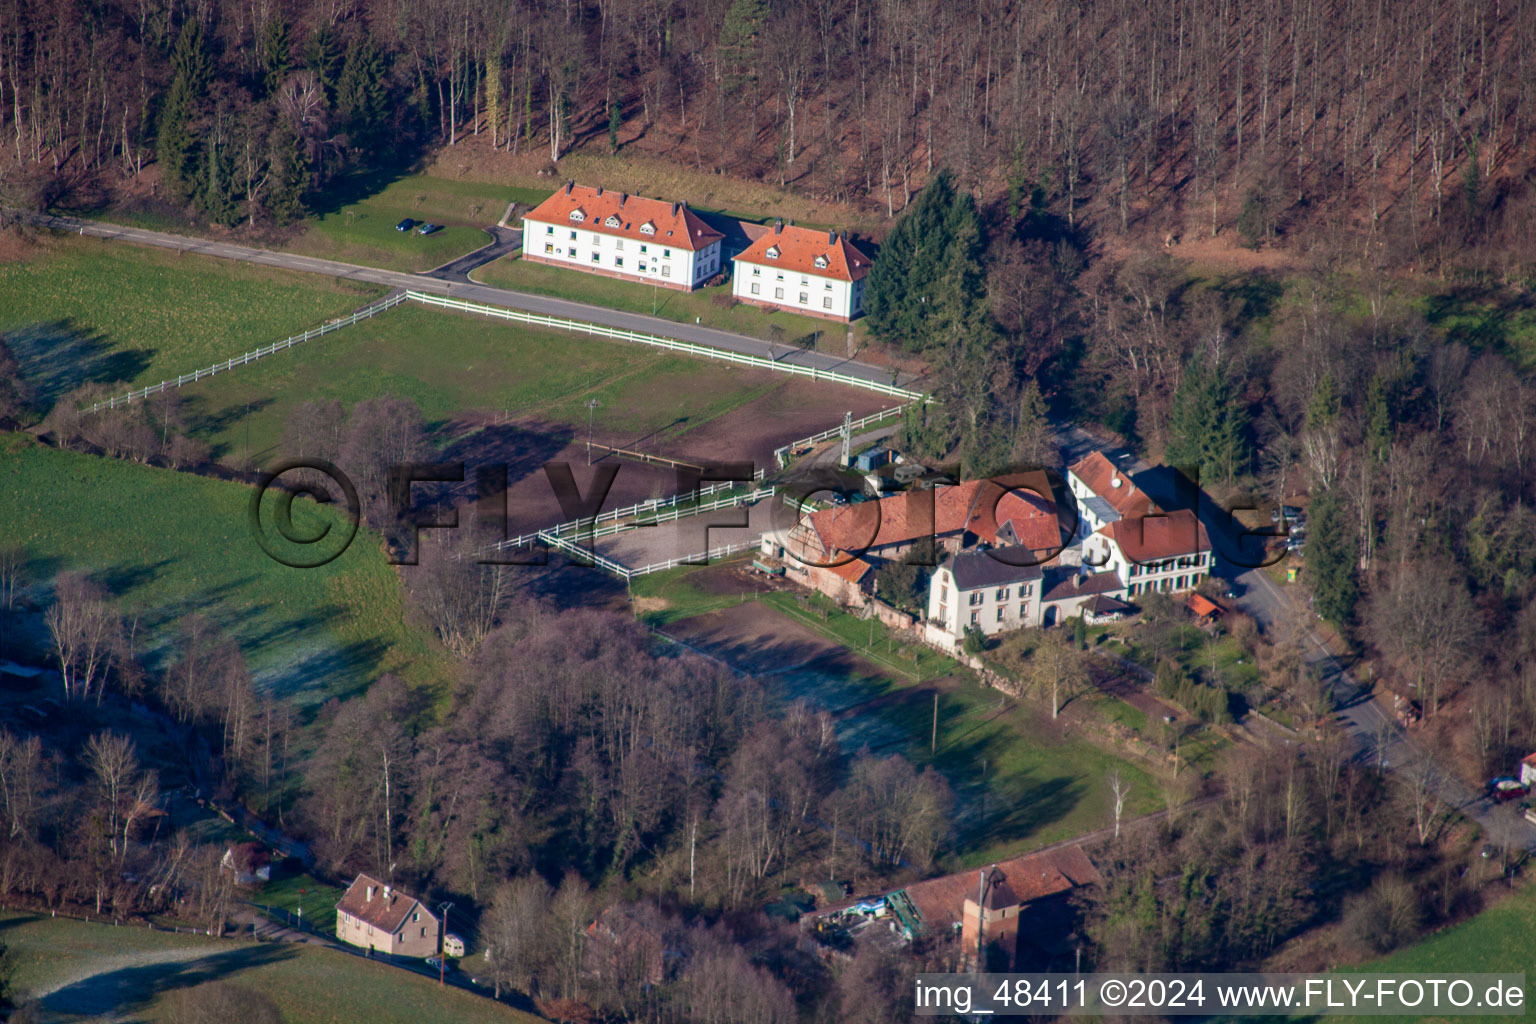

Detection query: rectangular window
xmin=753 ymin=267 xmax=761 ymax=276
xmin=825 ymin=281 xmax=833 ymax=289
xmin=544 ymin=243 xmax=554 ymax=254
xmin=662 ymin=265 xmax=671 ymax=277
xmin=616 ymin=240 xmax=624 ymax=250
xmin=615 ymin=257 xmax=624 ymax=268
xmin=969 ymin=592 xmax=982 ymax=606
xmin=970 ymin=610 xmax=980 ymax=625
xmin=823 ymin=297 xmax=832 ymax=308
xmin=591 ymin=252 xmax=600 ymax=262
xmin=774 ymin=287 xmax=784 ymax=299
xmin=776 ymin=272 xmax=784 ymax=281
xmin=567 ymin=248 xmax=576 ymax=257
xmin=996 ymin=607 xmax=1005 ymax=622
xmin=938 ymin=604 xmax=948 ymax=620
xmin=1019 ymin=603 xmax=1027 ymax=618
xmin=592 ymin=234 xmax=599 ymax=244
xmin=801 ymin=276 xmax=809 ymax=285
xmin=637 ymin=264 xmax=646 ymax=272
xmin=569 ymin=230 xmax=577 ymax=240
xmin=750 ymin=282 xmax=761 ymax=294
xmin=664 ymin=248 xmax=672 ymax=257
xmin=996 ymin=587 xmax=1009 ymax=600
xmin=799 ymin=292 xmax=808 ymax=304
xmin=545 ymin=225 xmax=553 ymax=234
xmin=640 ymin=244 xmax=648 ymax=253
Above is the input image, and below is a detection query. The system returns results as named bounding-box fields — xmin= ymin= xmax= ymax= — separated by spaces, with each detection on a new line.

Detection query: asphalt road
xmin=26 ymin=212 xmax=925 ymax=395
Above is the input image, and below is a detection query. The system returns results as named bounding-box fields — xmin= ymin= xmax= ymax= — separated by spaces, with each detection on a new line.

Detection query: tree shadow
xmin=6 ymin=319 xmax=154 ymax=411
xmin=35 ymin=940 xmax=296 ymax=1019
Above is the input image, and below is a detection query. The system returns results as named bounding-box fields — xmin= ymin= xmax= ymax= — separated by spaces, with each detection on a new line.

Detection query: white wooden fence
xmin=772 ymin=403 xmax=912 ymax=467
xmin=404 ymin=291 xmax=925 ymax=400
xmin=86 ymin=292 xmax=409 ymax=412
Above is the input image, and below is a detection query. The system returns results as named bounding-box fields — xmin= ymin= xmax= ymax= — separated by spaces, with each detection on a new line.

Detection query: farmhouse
xmin=1083 ymin=509 xmax=1212 ymax=596
xmin=809 ymin=845 xmax=1099 ymax=971
xmin=776 ymin=481 xmax=989 ymax=568
xmin=335 ymin=874 xmax=440 ymax=958
xmin=731 ymin=221 xmax=874 ymax=321
xmin=1038 ymin=568 xmax=1131 ymax=627
xmin=927 ymin=549 xmax=1044 ymax=649
xmin=521 ymin=182 xmax=724 ymax=291
xmin=1066 ymin=451 xmax=1157 ymax=539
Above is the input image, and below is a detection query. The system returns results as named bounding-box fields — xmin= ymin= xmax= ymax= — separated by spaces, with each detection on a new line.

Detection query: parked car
xmin=395 ymin=218 xmax=416 ymax=232
xmin=417 ymin=222 xmax=442 ymax=236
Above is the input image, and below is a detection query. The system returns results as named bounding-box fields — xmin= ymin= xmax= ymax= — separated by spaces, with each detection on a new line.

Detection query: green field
xmin=0 ymin=911 xmax=538 ymax=1023
xmin=286 ymin=173 xmax=539 ymax=273
xmin=0 ymin=237 xmax=381 ymax=406
xmin=474 ymin=252 xmax=858 ymax=349
xmin=178 ymin=303 xmax=786 ymax=462
xmin=1320 ymin=882 xmax=1536 ymax=1023
xmin=0 ymin=434 xmax=440 ymax=703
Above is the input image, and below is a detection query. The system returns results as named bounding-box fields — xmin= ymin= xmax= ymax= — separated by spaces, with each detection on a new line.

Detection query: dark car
xmin=417 ymin=223 xmax=442 ymax=236
xmin=395 ymin=218 xmax=416 ymax=232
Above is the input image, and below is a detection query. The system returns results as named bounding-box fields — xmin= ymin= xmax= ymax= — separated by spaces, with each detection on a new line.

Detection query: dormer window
xmin=640 ymin=222 xmax=656 ymax=235
xmin=814 ymin=254 xmax=828 ymax=269
xmin=765 ymin=245 xmax=780 ymax=259
xmin=569 ymin=209 xmax=585 ymax=222
xmin=604 ymin=214 xmax=621 ymax=227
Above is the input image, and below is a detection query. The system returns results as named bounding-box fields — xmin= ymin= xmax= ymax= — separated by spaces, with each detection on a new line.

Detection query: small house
xmin=335 ymin=875 xmax=440 ymax=958
xmin=221 ymin=842 xmax=272 ymax=886
xmin=1520 ymin=753 xmax=1536 ymax=789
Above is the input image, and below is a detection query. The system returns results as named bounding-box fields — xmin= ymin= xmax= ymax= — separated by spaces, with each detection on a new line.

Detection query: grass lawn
xmin=473 ymin=252 xmax=851 ymax=349
xmin=286 ymin=172 xmax=524 ymax=273
xmin=0 ymin=236 xmax=381 ymax=407
xmin=0 ymin=434 xmax=442 ymax=705
xmin=252 ymin=873 xmax=348 ymax=934
xmin=178 ymin=303 xmax=787 ymax=462
xmin=1323 ymin=881 xmax=1536 ymax=1022
xmin=0 ymin=911 xmax=539 ymax=1023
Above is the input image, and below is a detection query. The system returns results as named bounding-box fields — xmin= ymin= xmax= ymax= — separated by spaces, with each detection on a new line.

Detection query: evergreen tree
xmin=201 ymin=134 xmax=239 ymax=225
xmin=865 ymin=171 xmax=960 ymax=348
xmin=1166 ymin=355 xmax=1250 ymax=485
xmin=1364 ymin=371 xmax=1393 ymax=463
xmin=304 ymin=25 xmax=344 ymax=102
xmin=1307 ymin=492 xmax=1359 ymax=629
xmin=156 ymin=19 xmax=212 ymax=202
xmin=717 ymin=0 xmax=769 ymax=96
xmin=267 ymin=118 xmax=310 ymax=223
xmin=259 ymin=17 xmax=293 ymax=98
xmin=336 ymin=35 xmax=388 ymax=149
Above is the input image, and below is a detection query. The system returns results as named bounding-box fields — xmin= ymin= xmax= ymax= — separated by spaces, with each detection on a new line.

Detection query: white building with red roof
xmin=521 ymin=182 xmax=724 ymax=291
xmin=1083 ymin=509 xmax=1212 ymax=597
xmin=731 ymin=221 xmax=874 ymax=321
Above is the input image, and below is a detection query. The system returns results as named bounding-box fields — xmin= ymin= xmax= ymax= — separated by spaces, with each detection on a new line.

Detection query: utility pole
xmin=840 ymin=410 xmax=852 ymax=466
xmin=438 ymin=901 xmax=454 ymax=986
xmin=586 ymin=398 xmax=600 ymax=465
xmin=932 ymin=690 xmax=939 ymax=753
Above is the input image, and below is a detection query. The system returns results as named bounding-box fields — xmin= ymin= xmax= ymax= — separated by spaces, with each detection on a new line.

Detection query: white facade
xmin=731 ymin=258 xmax=866 ymax=319
xmin=524 ymin=216 xmax=722 ymax=289
xmin=928 ymin=565 xmax=1041 ymax=644
xmin=1082 ymin=531 xmax=1210 ymax=597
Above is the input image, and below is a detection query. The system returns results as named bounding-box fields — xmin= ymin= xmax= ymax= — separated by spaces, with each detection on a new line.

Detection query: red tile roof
xmin=1187 ymin=593 xmax=1221 ymax=618
xmin=901 ymin=846 xmax=1100 ymax=934
xmin=524 ymin=183 xmax=723 ymax=251
xmin=1100 ymin=509 xmax=1210 ymax=562
xmin=807 ymin=481 xmax=985 ymax=554
xmin=825 ymin=554 xmax=875 ymax=583
xmin=1068 ymin=452 xmax=1156 ymax=519
xmin=734 ymin=224 xmax=874 ymax=282
xmin=336 ymin=874 xmax=434 ymax=934
xmin=967 ymin=475 xmax=1063 ymax=551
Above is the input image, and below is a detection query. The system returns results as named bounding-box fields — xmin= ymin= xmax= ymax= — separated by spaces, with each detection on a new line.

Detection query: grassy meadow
xmin=0 ymin=433 xmax=442 ymax=704
xmin=177 ymin=303 xmax=787 ymax=462
xmin=0 ymin=236 xmax=381 ymax=408
xmin=0 ymin=911 xmax=539 ymax=1024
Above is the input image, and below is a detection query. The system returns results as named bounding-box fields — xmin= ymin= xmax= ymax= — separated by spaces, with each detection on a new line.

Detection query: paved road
xmin=26 ymin=212 xmax=925 ymax=395
xmin=425 ymin=224 xmax=521 ymax=281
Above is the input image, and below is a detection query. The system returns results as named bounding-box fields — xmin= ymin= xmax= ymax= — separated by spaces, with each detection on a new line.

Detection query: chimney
xmin=383 ymin=885 xmax=392 ymax=901
xmin=619 ymin=193 xmax=627 ymax=207
xmin=671 ymin=202 xmax=680 ymax=216
xmin=563 ymin=180 xmax=574 ymax=195
xmin=828 ymin=229 xmax=837 ymax=243
xmin=596 ymin=185 xmax=603 ymax=196
xmin=366 ymin=885 xmax=376 ymax=901
xmin=774 ymin=217 xmax=783 ymax=234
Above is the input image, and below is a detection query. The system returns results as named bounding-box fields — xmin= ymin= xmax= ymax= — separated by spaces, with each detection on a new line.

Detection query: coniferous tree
xmin=718 ymin=0 xmax=769 ymax=97
xmin=864 ymin=171 xmax=959 ymax=348
xmin=259 ymin=17 xmax=293 ymax=98
xmin=1307 ymin=493 xmax=1359 ymax=629
xmin=156 ymin=19 xmax=212 ymax=201
xmin=1166 ymin=355 xmax=1250 ymax=485
xmin=304 ymin=26 xmax=344 ymax=103
xmin=336 ymin=35 xmax=388 ymax=150
xmin=267 ymin=118 xmax=310 ymax=223
xmin=201 ymin=134 xmax=239 ymax=226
